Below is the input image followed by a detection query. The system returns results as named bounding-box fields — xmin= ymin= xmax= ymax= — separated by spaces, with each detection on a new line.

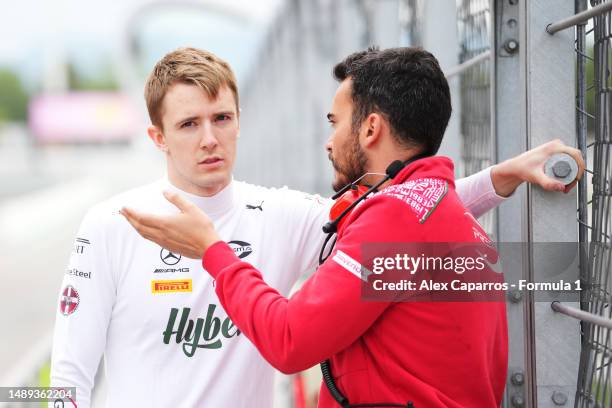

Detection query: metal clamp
xmin=544 ymin=153 xmax=579 ymax=185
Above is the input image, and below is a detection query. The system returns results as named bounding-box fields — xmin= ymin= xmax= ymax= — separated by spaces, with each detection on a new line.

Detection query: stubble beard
xmin=330 ymin=134 xmax=368 ymax=192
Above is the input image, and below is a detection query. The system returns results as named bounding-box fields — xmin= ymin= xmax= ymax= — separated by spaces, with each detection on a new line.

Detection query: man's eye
xmin=216 ymin=114 xmax=231 ymax=122
xmin=181 ymin=121 xmax=196 ymax=128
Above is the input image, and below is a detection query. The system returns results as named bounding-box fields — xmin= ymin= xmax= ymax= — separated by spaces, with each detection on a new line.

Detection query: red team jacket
xmin=203 ymin=157 xmax=508 ymax=407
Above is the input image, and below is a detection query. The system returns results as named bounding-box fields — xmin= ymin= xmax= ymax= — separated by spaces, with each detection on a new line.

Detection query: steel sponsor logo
xmin=228 ymin=240 xmax=253 ymax=259
xmin=151 ymin=279 xmax=192 ymax=294
xmin=66 ymin=268 xmax=91 ymax=279
xmin=73 ymin=237 xmax=90 ymax=255
xmin=160 ymin=248 xmax=181 ymax=265
xmin=60 ymin=285 xmax=80 ymax=316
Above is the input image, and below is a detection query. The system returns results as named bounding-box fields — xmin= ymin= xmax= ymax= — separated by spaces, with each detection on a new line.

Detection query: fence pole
xmin=492 ymin=1 xmax=531 ymax=406
xmin=524 ymin=0 xmax=580 ymax=406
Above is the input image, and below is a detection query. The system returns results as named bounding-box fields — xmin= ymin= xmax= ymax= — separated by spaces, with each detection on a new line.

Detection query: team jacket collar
xmin=391 ymin=156 xmax=456 ymax=188
xmin=162 ymin=177 xmax=235 ymax=217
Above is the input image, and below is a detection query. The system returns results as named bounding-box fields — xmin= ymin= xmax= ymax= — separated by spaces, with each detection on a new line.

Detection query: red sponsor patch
xmin=60 ymin=285 xmax=80 ymax=316
xmin=383 ymin=178 xmax=448 ymax=223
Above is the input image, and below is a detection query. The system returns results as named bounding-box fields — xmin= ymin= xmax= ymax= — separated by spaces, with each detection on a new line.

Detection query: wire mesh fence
xmin=575 ymin=0 xmax=612 ymax=406
xmin=456 ymin=0 xmax=495 ymax=237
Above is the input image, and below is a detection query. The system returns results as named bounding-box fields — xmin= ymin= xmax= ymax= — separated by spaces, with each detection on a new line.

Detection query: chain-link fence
xmin=574 ymin=1 xmax=612 ymax=405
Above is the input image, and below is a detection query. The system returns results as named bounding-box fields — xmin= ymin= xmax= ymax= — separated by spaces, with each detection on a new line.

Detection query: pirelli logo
xmin=151 ymin=279 xmax=192 ymax=294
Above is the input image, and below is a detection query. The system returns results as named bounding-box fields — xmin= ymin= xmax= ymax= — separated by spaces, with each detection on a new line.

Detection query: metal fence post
xmin=495 ymin=0 xmax=580 ymax=406
xmin=524 ymin=0 xmax=580 ymax=406
xmin=493 ymin=0 xmax=529 ymax=405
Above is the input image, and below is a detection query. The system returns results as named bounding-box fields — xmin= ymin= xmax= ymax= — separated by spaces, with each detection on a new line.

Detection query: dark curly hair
xmin=333 ymin=46 xmax=451 ymax=156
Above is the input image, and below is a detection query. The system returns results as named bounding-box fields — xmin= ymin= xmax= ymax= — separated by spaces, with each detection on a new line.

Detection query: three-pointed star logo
xmin=160 ymin=248 xmax=181 ymax=265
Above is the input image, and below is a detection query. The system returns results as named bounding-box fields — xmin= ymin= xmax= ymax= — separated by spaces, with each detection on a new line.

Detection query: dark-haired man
xmin=123 ymin=47 xmax=583 ymax=407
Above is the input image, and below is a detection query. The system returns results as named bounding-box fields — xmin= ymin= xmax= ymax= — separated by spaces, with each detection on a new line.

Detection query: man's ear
xmin=361 ymin=113 xmax=385 ymax=148
xmin=147 ymin=125 xmax=168 ymax=152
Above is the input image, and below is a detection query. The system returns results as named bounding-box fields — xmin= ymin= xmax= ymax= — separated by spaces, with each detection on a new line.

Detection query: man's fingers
xmin=163 ymin=191 xmax=194 ymax=213
xmin=122 ymin=213 xmax=172 ymax=249
xmin=564 ymin=179 xmax=578 ymax=193
xmin=120 ymin=208 xmax=165 ymax=239
xmin=563 ymin=147 xmax=586 ymax=182
xmin=534 ymin=171 xmax=565 ymax=192
xmin=121 ymin=207 xmax=163 ymax=229
xmin=162 ymin=236 xmax=203 ymax=259
xmin=121 ymin=208 xmax=148 ymax=233
xmin=121 ymin=208 xmax=150 ymax=236
xmin=121 ymin=200 xmax=213 ymax=258
xmin=122 ymin=207 xmax=166 ymax=229
xmin=120 ymin=207 xmax=141 ymax=224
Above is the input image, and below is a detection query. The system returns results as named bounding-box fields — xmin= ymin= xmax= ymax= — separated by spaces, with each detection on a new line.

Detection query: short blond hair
xmin=144 ymin=47 xmax=239 ymax=128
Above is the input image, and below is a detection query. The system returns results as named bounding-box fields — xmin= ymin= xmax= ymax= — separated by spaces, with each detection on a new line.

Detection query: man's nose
xmin=199 ymin=122 xmax=218 ymax=150
xmin=325 ymin=137 xmax=333 ymax=153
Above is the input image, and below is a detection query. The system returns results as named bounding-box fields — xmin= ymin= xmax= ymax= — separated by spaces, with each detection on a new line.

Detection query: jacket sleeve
xmin=455 ymin=166 xmax=508 ymax=219
xmin=50 ymin=207 xmax=116 ymax=408
xmin=203 ymin=197 xmax=411 ymax=374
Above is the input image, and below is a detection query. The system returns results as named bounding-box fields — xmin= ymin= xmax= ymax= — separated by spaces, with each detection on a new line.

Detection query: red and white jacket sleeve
xmin=203 ymin=196 xmax=411 ymax=374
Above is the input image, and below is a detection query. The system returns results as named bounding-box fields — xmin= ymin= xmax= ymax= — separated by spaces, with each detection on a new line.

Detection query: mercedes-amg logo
xmin=160 ymin=248 xmax=181 ymax=265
